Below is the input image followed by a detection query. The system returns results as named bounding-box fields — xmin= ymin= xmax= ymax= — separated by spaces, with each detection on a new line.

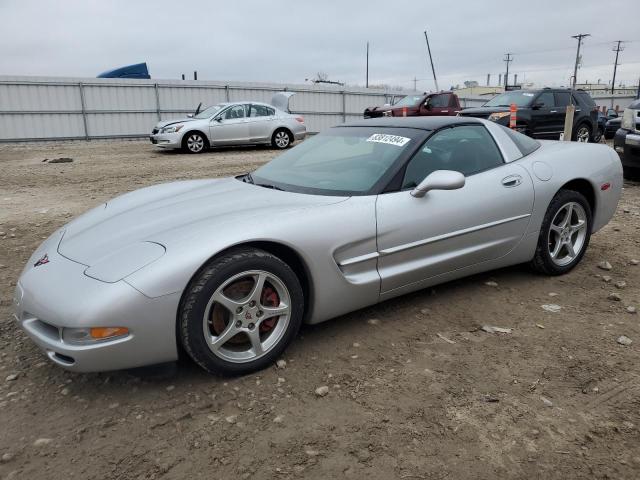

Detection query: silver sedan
xmin=150 ymin=101 xmax=306 ymax=153
xmin=14 ymin=117 xmax=622 ymax=375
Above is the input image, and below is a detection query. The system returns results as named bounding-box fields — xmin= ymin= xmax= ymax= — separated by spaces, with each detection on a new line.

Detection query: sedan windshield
xmin=251 ymin=127 xmax=426 ymax=195
xmin=484 ymin=91 xmax=536 ymax=108
xmin=394 ymin=95 xmax=423 ymax=107
xmin=194 ymin=104 xmax=225 ymax=119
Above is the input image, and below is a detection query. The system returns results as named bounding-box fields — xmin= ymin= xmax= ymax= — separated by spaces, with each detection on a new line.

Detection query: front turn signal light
xmin=90 ymin=327 xmax=129 ymax=339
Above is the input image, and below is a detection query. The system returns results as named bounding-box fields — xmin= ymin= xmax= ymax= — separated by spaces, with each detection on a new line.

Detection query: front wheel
xmin=530 ymin=189 xmax=592 ymax=275
xmin=179 ymin=248 xmax=304 ymax=376
xmin=182 ymin=132 xmax=208 ymax=154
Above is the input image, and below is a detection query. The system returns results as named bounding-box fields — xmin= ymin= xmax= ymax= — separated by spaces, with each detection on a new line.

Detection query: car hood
xmin=154 ymin=117 xmax=199 ymax=129
xmin=58 ymin=177 xmax=347 ymax=266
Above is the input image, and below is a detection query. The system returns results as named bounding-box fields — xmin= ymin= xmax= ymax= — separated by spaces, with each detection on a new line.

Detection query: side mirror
xmin=411 ymin=170 xmax=465 ymax=198
xmin=214 ymin=116 xmax=223 ymax=123
xmin=424 ymin=101 xmax=432 ymax=110
xmin=531 ymin=103 xmax=543 ymax=110
xmin=186 ymin=114 xmax=194 ymax=118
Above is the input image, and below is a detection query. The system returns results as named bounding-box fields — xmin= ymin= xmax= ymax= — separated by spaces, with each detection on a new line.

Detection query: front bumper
xmin=14 ymin=236 xmax=180 ymax=372
xmin=614 ymin=130 xmax=640 ymax=168
xmin=149 ymin=131 xmax=182 ymax=149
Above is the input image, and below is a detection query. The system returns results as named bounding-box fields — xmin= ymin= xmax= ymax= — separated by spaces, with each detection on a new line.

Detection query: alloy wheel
xmin=576 ymin=126 xmax=590 ymax=143
xmin=187 ymin=134 xmax=205 ymax=152
xmin=547 ymin=202 xmax=588 ymax=266
xmin=274 ymin=131 xmax=290 ymax=148
xmin=202 ymin=270 xmax=291 ymax=363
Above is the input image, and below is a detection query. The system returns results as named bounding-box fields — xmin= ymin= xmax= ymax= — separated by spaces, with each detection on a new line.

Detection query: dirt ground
xmin=0 ymin=139 xmax=639 ymax=480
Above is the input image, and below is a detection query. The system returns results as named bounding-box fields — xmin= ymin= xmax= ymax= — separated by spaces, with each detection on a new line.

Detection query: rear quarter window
xmin=500 ymin=126 xmax=541 ymax=157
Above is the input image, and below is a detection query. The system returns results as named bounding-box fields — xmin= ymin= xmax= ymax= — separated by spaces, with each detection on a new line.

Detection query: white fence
xmin=0 ymin=75 xmax=412 ymax=142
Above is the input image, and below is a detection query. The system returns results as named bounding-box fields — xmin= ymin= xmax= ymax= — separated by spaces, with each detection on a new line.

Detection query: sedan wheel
xmin=575 ymin=125 xmax=591 ymax=143
xmin=184 ymin=132 xmax=206 ymax=153
xmin=530 ymin=189 xmax=592 ymax=275
xmin=593 ymin=127 xmax=603 ymax=143
xmin=272 ymin=129 xmax=292 ymax=149
xmin=179 ymin=248 xmax=303 ymax=375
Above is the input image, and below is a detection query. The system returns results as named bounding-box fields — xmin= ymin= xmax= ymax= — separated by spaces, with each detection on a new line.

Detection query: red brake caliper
xmin=260 ymin=286 xmax=280 ymax=333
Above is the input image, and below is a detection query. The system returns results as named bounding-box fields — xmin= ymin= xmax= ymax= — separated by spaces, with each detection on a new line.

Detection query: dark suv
xmin=459 ymin=88 xmax=598 ymax=142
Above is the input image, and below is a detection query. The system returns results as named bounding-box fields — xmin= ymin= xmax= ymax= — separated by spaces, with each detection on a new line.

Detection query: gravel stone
xmin=617 ymin=335 xmax=633 ymax=346
xmin=597 ymin=261 xmax=613 ymax=271
xmin=315 ymin=386 xmax=330 ymax=397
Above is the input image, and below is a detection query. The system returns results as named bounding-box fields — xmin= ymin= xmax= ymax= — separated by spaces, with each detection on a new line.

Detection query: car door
xmin=209 ymin=104 xmax=250 ymax=145
xmin=248 ymin=104 xmax=276 ymax=142
xmin=530 ymin=91 xmax=558 ymax=139
xmin=420 ymin=93 xmax=451 ymax=116
xmin=376 ymin=124 xmax=534 ymax=293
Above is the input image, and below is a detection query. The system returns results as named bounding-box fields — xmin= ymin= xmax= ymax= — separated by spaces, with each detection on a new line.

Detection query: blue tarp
xmin=97 ymin=63 xmax=150 ymax=79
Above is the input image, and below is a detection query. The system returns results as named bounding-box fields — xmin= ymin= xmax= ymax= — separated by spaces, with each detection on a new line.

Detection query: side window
xmin=249 ymin=104 xmax=274 ymax=117
xmin=224 ymin=104 xmax=246 ymax=120
xmin=429 ymin=94 xmax=449 ymax=108
xmin=535 ymin=92 xmax=555 ymax=108
xmin=402 ymin=125 xmax=504 ymax=189
xmin=554 ymin=92 xmax=571 ymax=107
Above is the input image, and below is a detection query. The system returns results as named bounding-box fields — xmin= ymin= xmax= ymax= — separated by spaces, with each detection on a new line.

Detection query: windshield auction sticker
xmin=366 ymin=134 xmax=411 ymax=147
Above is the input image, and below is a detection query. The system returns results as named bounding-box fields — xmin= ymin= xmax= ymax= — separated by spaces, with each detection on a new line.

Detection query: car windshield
xmin=394 ymin=95 xmax=423 ymax=107
xmin=484 ymin=91 xmax=536 ymax=107
xmin=251 ymin=127 xmax=426 ymax=195
xmin=194 ymin=104 xmax=225 ymax=119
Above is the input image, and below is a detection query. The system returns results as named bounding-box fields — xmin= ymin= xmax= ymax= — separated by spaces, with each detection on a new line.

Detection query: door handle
xmin=501 ymin=174 xmax=522 ymax=187
xmin=550 ymin=110 xmax=557 ymax=113
xmin=441 ymin=110 xmax=449 ymax=113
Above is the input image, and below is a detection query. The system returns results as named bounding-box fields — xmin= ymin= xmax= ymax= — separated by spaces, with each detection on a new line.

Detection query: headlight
xmin=488 ymin=112 xmax=511 ymax=122
xmin=161 ymin=124 xmax=184 ymax=134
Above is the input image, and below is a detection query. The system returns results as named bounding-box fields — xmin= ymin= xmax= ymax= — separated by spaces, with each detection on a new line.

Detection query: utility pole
xmin=571 ymin=33 xmax=590 ymax=89
xmin=423 ymin=31 xmax=439 ymax=92
xmin=366 ymin=41 xmax=369 ymax=88
xmin=610 ymin=40 xmax=624 ymax=106
xmin=412 ymin=76 xmax=418 ymax=91
xmin=503 ymin=53 xmax=513 ymax=88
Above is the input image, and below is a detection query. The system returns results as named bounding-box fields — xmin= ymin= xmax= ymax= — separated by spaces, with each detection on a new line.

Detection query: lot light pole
xmin=424 ymin=31 xmax=439 ymax=92
xmin=366 ymin=41 xmax=369 ymax=88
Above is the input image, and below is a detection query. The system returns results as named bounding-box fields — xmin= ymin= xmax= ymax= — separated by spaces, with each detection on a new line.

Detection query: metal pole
xmin=611 ymin=40 xmax=623 ymax=108
xmin=423 ymin=31 xmax=439 ymax=92
xmin=366 ymin=42 xmax=369 ymax=88
xmin=78 ymin=82 xmax=89 ymax=141
xmin=225 ymin=85 xmax=230 ymax=102
xmin=504 ymin=53 xmax=513 ymax=88
xmin=571 ymin=33 xmax=590 ymax=90
xmin=342 ymin=91 xmax=346 ymax=122
xmin=154 ymin=83 xmax=161 ymax=121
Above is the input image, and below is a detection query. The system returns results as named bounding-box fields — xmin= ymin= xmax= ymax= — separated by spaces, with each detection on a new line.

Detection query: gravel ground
xmin=0 ymin=140 xmax=639 ymax=480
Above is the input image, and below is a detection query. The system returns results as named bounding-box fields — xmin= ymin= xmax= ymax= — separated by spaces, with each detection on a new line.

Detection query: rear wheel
xmin=179 ymin=248 xmax=304 ymax=375
xmin=271 ymin=128 xmax=293 ymax=149
xmin=182 ymin=131 xmax=208 ymax=154
xmin=573 ymin=123 xmax=591 ymax=143
xmin=530 ymin=189 xmax=592 ymax=275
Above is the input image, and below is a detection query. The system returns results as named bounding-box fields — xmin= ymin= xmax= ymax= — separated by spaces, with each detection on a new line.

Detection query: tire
xmin=530 ymin=189 xmax=592 ymax=275
xmin=572 ymin=123 xmax=591 ymax=143
xmin=179 ymin=248 xmax=304 ymax=376
xmin=271 ymin=128 xmax=293 ymax=149
xmin=182 ymin=131 xmax=208 ymax=154
xmin=593 ymin=126 xmax=603 ymax=143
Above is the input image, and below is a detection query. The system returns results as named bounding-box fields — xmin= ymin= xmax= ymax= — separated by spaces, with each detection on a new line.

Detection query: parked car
xmin=14 ymin=116 xmax=622 ymax=375
xmin=150 ymin=101 xmax=306 ymax=153
xmin=614 ymin=99 xmax=640 ymax=178
xmin=364 ymin=92 xmax=461 ymax=118
xmin=605 ymin=117 xmax=622 ymax=140
xmin=459 ymin=88 xmax=599 ymax=142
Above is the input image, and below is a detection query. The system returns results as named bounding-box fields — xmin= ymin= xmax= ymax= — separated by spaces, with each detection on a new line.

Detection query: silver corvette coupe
xmin=149 ymin=101 xmax=306 ymax=153
xmin=14 ymin=117 xmax=622 ymax=375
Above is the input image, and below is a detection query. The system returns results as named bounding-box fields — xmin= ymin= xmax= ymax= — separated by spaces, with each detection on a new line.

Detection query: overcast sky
xmin=1 ymin=0 xmax=638 ymax=91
